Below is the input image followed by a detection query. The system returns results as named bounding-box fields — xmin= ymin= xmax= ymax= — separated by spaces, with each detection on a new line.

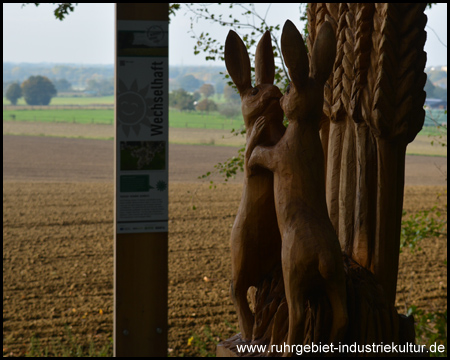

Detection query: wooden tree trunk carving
xmin=310 ymin=3 xmax=428 ymax=304
xmin=218 ymin=3 xmax=427 ymax=357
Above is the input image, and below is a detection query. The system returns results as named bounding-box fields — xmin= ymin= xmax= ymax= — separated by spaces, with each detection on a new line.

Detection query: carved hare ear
xmin=310 ymin=21 xmax=336 ymax=86
xmin=255 ymin=31 xmax=275 ymax=86
xmin=225 ymin=30 xmax=252 ymax=94
xmin=281 ymin=20 xmax=309 ymax=88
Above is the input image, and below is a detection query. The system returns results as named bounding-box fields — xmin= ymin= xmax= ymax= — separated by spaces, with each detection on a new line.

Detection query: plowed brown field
xmin=3 ymin=134 xmax=447 ymax=357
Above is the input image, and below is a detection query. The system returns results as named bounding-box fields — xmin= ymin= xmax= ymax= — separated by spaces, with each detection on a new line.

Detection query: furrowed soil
xmin=2 ymin=133 xmax=447 ymax=357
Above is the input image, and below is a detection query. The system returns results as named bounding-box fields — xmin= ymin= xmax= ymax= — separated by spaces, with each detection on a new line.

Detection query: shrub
xmin=218 ymin=103 xmax=241 ymax=119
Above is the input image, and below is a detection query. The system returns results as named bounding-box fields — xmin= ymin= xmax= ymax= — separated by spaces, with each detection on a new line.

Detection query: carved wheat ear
xmin=225 ymin=30 xmax=252 ymax=94
xmin=255 ymin=31 xmax=275 ymax=86
xmin=281 ymin=20 xmax=309 ymax=88
xmin=311 ymin=21 xmax=337 ymax=86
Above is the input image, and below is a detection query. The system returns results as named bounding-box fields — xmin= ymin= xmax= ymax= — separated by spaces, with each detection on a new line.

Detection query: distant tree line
xmin=3 ymin=62 xmax=114 ymax=88
xmin=169 ymin=81 xmax=241 ymax=118
xmin=5 ymin=72 xmax=242 ymax=114
xmin=4 ymin=63 xmax=230 ymax=95
xmin=6 ymin=68 xmax=445 ymax=109
xmin=4 ymin=73 xmax=117 ymax=105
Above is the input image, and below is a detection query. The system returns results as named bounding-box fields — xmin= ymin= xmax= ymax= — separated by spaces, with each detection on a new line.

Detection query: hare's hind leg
xmin=284 ymin=283 xmax=307 ymax=357
xmin=282 ymin=250 xmax=307 ymax=356
xmin=325 ymin=280 xmax=348 ymax=344
xmin=230 ymin=276 xmax=254 ymax=340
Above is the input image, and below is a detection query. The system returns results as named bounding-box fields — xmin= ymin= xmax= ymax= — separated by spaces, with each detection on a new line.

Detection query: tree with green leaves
xmin=54 ymin=78 xmax=72 ymax=92
xmin=5 ymin=83 xmax=22 ymax=105
xmin=21 ymin=75 xmax=57 ymax=105
xmin=199 ymin=83 xmax=215 ymax=99
xmin=169 ymin=88 xmax=196 ymax=111
xmin=177 ymin=74 xmax=203 ymax=93
xmin=223 ymin=85 xmax=240 ymax=103
xmin=85 ymin=78 xmax=114 ymax=96
xmin=195 ymin=98 xmax=217 ymax=113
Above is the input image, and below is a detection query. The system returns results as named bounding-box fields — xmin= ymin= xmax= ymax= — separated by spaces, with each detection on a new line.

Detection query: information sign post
xmin=114 ymin=3 xmax=169 ymax=357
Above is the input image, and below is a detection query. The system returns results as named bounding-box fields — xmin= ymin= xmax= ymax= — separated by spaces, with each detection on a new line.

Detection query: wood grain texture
xmin=310 ymin=3 xmax=427 ymax=304
xmin=115 ymin=233 xmax=168 ymax=356
xmin=220 ymin=3 xmax=428 ymax=354
xmin=246 ymin=21 xmax=347 ymax=354
xmin=366 ymin=3 xmax=427 ymax=304
xmin=225 ymin=29 xmax=285 ymax=341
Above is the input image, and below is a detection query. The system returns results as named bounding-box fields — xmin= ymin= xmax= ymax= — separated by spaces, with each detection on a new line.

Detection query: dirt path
xmin=2 ymin=135 xmax=244 ymax=184
xmin=3 ymin=120 xmax=447 ymax=155
xmin=2 ymin=121 xmax=247 ymax=147
xmin=3 ymin=135 xmax=447 ymax=185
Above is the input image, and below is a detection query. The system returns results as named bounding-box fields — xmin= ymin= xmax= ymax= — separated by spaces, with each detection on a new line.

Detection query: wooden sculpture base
xmin=218 ymin=254 xmax=423 ymax=357
xmin=216 ymin=334 xmax=265 ymax=357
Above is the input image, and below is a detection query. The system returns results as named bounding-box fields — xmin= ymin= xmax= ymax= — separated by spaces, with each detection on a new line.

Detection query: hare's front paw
xmin=251 ymin=116 xmax=266 ymax=143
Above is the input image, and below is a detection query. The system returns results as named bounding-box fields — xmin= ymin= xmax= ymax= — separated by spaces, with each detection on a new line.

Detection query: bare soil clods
xmin=2 ymin=134 xmax=447 ymax=357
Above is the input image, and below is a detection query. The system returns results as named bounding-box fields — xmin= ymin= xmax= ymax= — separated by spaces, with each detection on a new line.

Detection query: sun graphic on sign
xmin=117 ymin=79 xmax=152 ymax=136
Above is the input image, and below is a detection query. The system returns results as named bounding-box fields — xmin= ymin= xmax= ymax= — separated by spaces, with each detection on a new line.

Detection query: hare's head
xmin=225 ymin=30 xmax=283 ymax=132
xmin=280 ymin=20 xmax=336 ymax=124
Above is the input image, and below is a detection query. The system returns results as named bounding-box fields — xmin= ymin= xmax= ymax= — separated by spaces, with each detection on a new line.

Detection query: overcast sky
xmin=3 ymin=3 xmax=447 ymax=67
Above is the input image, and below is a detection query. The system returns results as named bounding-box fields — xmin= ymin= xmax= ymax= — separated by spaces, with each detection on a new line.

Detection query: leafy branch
xmin=400 ymin=206 xmax=447 ymax=253
xmin=184 ymin=3 xmax=308 ymax=92
xmin=407 ymin=306 xmax=447 ymax=357
xmin=22 ymin=3 xmax=78 ymax=21
xmin=198 ymin=146 xmax=246 ymax=186
xmin=426 ymin=109 xmax=448 ymax=148
xmin=184 ymin=3 xmax=306 ymax=184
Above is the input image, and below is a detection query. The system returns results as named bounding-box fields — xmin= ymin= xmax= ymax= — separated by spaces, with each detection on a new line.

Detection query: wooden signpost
xmin=114 ymin=3 xmax=169 ymax=357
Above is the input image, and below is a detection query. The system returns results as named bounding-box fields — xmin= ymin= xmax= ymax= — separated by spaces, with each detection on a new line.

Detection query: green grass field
xmin=3 ymin=109 xmax=114 ymax=125
xmin=3 ymin=106 xmax=245 ymax=130
xmin=3 ymin=97 xmax=446 ymax=135
xmin=169 ymin=109 xmax=244 ymax=130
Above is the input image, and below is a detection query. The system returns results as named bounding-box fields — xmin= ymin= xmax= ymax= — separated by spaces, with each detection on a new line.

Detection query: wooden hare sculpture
xmin=246 ymin=21 xmax=347 ymax=353
xmin=225 ymin=30 xmax=286 ymax=340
